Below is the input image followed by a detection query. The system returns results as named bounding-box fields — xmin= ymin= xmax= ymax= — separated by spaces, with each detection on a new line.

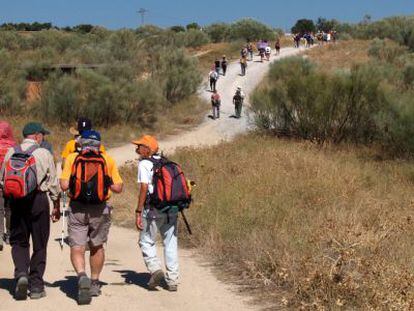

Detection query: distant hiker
xmin=214 ymin=58 xmax=221 ymax=75
xmin=275 ymin=39 xmax=281 ymax=55
xmin=134 ymin=135 xmax=191 ymax=292
xmin=247 ymin=42 xmax=254 ymax=60
xmin=60 ymin=130 xmax=123 ymax=305
xmin=240 ymin=46 xmax=248 ymax=60
xmin=211 ymin=90 xmax=221 ymax=119
xmin=0 ymin=121 xmax=16 ymax=251
xmin=240 ymin=57 xmax=247 ymax=76
xmin=61 ymin=117 xmax=106 ymax=169
xmin=208 ymin=69 xmax=219 ymax=92
xmin=233 ymin=87 xmax=245 ymax=118
xmin=265 ymin=46 xmax=271 ymax=61
xmin=0 ymin=122 xmax=61 ymax=300
xmin=221 ymin=55 xmax=228 ymax=76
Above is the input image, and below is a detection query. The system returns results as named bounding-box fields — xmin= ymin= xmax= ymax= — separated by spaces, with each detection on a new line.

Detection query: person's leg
xmin=217 ymin=105 xmax=220 ymax=118
xmin=10 ymin=200 xmax=30 ymax=300
xmin=71 ymin=246 xmax=86 ymax=273
xmin=160 ymin=213 xmax=179 ymax=288
xmin=210 ymin=79 xmax=213 ymax=91
xmin=139 ymin=215 xmax=162 ymax=274
xmin=5 ymin=200 xmax=11 ymax=243
xmin=213 ymin=80 xmax=216 ymax=92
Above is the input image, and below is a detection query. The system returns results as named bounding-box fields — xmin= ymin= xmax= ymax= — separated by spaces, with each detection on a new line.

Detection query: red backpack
xmin=3 ymin=145 xmax=39 ymax=199
xmin=69 ymin=150 xmax=112 ymax=204
xmin=148 ymin=156 xmax=191 ymax=212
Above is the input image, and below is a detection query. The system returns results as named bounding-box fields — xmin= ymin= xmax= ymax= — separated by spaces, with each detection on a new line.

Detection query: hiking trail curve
xmin=0 ymin=47 xmax=306 ymax=311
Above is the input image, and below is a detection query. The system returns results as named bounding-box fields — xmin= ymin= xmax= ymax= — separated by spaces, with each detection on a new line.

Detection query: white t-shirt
xmin=265 ymin=46 xmax=271 ymax=53
xmin=137 ymin=155 xmax=161 ymax=194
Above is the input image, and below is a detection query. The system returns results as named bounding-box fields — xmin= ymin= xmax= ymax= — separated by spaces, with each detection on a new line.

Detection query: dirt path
xmin=0 ymin=47 xmax=306 ymax=311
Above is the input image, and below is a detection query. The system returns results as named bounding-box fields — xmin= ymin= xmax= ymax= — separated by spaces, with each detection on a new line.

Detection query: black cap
xmin=77 ymin=117 xmax=92 ymax=134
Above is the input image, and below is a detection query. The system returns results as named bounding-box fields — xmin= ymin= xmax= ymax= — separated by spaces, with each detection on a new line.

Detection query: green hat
xmin=22 ymin=122 xmax=50 ymax=136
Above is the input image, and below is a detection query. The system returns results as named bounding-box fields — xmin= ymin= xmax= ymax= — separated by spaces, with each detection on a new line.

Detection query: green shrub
xmin=252 ymin=57 xmax=389 ymax=145
xmin=368 ymin=38 xmax=408 ymax=63
xmin=205 ymin=23 xmax=230 ymax=43
xmin=229 ymin=18 xmax=275 ymax=41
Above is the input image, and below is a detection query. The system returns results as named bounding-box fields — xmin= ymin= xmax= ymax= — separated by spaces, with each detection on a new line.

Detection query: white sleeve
xmin=137 ymin=160 xmax=152 ymax=184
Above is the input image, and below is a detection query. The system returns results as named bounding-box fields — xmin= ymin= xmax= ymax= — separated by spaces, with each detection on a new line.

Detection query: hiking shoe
xmin=90 ymin=279 xmax=102 ymax=297
xmin=77 ymin=275 xmax=92 ymax=305
xmin=14 ymin=276 xmax=28 ymax=301
xmin=166 ymin=284 xmax=178 ymax=292
xmin=30 ymin=288 xmax=46 ymax=300
xmin=147 ymin=270 xmax=164 ymax=290
xmin=0 ymin=243 xmax=3 ymax=251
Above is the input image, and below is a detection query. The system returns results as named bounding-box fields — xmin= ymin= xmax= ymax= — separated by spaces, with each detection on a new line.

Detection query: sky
xmin=1 ymin=0 xmax=414 ymax=31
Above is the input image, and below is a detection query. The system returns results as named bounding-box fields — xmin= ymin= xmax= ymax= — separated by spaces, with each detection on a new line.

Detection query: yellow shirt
xmin=61 ymin=152 xmax=123 ymax=199
xmin=61 ymin=139 xmax=106 ymax=160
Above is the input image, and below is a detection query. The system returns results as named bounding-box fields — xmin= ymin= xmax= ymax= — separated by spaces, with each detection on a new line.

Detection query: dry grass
xmin=305 ymin=40 xmax=371 ymax=73
xmin=5 ymin=95 xmax=208 ymax=160
xmin=113 ymin=134 xmax=414 ymax=309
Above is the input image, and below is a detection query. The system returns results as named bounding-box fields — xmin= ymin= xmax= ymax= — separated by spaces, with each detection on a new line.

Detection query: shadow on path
xmin=0 ymin=278 xmax=14 ymax=297
xmin=46 ymin=276 xmax=78 ymax=302
xmin=113 ymin=270 xmax=151 ymax=290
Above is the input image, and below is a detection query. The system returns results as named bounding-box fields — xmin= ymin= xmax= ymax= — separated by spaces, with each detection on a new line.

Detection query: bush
xmin=252 ymin=57 xmax=389 ymax=144
xmin=368 ymin=38 xmax=408 ymax=63
xmin=205 ymin=23 xmax=230 ymax=43
xmin=177 ymin=29 xmax=210 ymax=48
xmin=229 ymin=18 xmax=275 ymax=41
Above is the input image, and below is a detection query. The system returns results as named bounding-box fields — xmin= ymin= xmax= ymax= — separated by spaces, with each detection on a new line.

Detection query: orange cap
xmin=131 ymin=135 xmax=159 ymax=153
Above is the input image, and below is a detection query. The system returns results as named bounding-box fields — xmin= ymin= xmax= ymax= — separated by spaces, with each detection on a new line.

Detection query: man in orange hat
xmin=132 ymin=135 xmax=179 ymax=292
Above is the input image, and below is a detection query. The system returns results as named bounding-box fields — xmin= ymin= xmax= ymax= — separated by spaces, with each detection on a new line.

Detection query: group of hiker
xmin=293 ymin=30 xmax=337 ymax=48
xmin=0 ymin=118 xmax=192 ymax=304
xmin=208 ymin=39 xmax=280 ymax=120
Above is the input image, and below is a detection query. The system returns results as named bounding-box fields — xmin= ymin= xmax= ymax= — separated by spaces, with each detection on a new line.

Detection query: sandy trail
xmin=0 ymin=47 xmax=306 ymax=311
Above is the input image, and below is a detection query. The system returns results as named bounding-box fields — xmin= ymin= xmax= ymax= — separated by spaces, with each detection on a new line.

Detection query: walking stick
xmin=180 ymin=211 xmax=192 ymax=235
xmin=60 ymin=191 xmax=67 ymax=250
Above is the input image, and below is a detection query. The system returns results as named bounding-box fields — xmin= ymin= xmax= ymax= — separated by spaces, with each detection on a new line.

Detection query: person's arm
xmin=108 ymin=159 xmax=123 ymax=193
xmin=135 ymin=182 xmax=148 ymax=231
xmin=42 ymin=151 xmax=61 ymax=222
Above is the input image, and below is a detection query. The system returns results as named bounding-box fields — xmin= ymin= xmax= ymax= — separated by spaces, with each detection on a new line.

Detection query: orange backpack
xmin=69 ymin=150 xmax=112 ymax=204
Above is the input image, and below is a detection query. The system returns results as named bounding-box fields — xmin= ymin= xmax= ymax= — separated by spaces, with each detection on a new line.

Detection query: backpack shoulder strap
xmin=25 ymin=145 xmax=39 ymax=156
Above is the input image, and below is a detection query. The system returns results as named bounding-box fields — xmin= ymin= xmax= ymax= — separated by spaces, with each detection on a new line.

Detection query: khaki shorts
xmin=68 ymin=202 xmax=111 ymax=247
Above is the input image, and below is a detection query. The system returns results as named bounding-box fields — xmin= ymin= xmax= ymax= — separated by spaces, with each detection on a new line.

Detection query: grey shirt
xmin=0 ymin=138 xmax=60 ymax=201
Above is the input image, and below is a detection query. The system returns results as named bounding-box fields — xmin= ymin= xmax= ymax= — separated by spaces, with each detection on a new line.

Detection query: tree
xmin=291 ymin=19 xmax=316 ymax=34
xmin=205 ymin=23 xmax=230 ymax=42
xmin=316 ymin=17 xmax=340 ymax=32
xmin=229 ymin=18 xmax=275 ymax=41
xmin=186 ymin=22 xmax=200 ymax=31
xmin=170 ymin=25 xmax=186 ymax=33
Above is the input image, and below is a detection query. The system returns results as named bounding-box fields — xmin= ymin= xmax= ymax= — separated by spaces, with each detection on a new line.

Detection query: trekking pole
xmin=180 ymin=211 xmax=192 ymax=235
xmin=60 ymin=191 xmax=67 ymax=250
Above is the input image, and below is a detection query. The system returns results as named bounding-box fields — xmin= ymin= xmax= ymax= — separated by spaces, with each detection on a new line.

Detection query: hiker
xmin=275 ymin=39 xmax=281 ymax=55
xmin=233 ymin=87 xmax=245 ymax=118
xmin=221 ymin=55 xmax=228 ymax=76
xmin=265 ymin=45 xmax=271 ymax=61
xmin=0 ymin=122 xmax=61 ymax=300
xmin=240 ymin=57 xmax=247 ymax=76
xmin=0 ymin=121 xmax=16 ymax=251
xmin=247 ymin=42 xmax=254 ymax=60
xmin=61 ymin=117 xmax=105 ymax=169
xmin=134 ymin=135 xmax=184 ymax=292
xmin=214 ymin=58 xmax=221 ymax=75
xmin=211 ymin=90 xmax=221 ymax=119
xmin=240 ymin=46 xmax=248 ymax=60
xmin=208 ymin=69 xmax=219 ymax=92
xmin=60 ymin=130 xmax=123 ymax=305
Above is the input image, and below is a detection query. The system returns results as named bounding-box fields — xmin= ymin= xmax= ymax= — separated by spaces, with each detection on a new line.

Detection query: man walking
xmin=133 ymin=135 xmax=179 ymax=291
xmin=208 ymin=68 xmax=219 ymax=92
xmin=60 ymin=130 xmax=123 ymax=305
xmin=240 ymin=57 xmax=247 ymax=76
xmin=0 ymin=122 xmax=61 ymax=300
xmin=211 ymin=89 xmax=221 ymax=119
xmin=221 ymin=55 xmax=228 ymax=76
xmin=233 ymin=87 xmax=245 ymax=118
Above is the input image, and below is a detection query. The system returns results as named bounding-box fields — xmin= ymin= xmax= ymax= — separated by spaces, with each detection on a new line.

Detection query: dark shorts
xmin=68 ymin=202 xmax=111 ymax=247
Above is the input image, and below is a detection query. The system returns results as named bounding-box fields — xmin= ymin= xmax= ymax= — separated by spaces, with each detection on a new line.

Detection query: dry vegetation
xmin=113 ymin=134 xmax=414 ymax=309
xmin=304 ymin=40 xmax=371 ymax=72
xmin=7 ymin=95 xmax=208 ymax=159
